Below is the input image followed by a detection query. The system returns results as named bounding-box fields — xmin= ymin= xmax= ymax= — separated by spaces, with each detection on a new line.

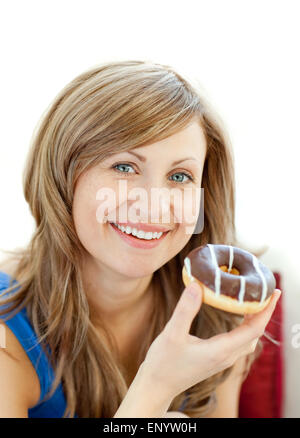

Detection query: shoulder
xmin=0 ymin=321 xmax=41 ymax=412
xmin=0 ymin=270 xmax=41 ymax=412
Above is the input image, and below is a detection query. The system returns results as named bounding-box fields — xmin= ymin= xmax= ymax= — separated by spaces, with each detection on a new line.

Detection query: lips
xmin=109 ymin=222 xmax=170 ymax=249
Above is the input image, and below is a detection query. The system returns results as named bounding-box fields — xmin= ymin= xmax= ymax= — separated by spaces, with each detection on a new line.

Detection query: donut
xmin=182 ymin=244 xmax=276 ymax=315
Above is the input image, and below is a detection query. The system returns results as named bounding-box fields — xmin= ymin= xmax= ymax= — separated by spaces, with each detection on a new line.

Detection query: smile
xmin=112 ymin=223 xmax=165 ymax=240
xmin=109 ymin=222 xmax=170 ymax=249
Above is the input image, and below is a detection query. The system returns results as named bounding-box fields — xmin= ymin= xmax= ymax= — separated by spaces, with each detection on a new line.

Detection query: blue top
xmin=0 ymin=270 xmax=76 ymax=418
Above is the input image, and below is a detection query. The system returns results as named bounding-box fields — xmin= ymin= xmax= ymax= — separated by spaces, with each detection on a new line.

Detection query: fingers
xmin=164 ymin=281 xmax=203 ymax=341
xmin=204 ymin=289 xmax=281 ymax=355
xmin=242 ymin=289 xmax=281 ymax=324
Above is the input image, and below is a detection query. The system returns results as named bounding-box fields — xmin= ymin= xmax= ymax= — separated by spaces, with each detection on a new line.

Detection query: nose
xmin=126 ymin=181 xmax=174 ymax=226
xmin=149 ymin=190 xmax=172 ymax=225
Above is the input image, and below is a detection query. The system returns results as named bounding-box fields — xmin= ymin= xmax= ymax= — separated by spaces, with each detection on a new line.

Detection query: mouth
xmin=109 ymin=222 xmax=170 ymax=249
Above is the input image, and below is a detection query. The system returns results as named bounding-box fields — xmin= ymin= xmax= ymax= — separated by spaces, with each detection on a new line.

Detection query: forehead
xmin=129 ymin=120 xmax=207 ymax=161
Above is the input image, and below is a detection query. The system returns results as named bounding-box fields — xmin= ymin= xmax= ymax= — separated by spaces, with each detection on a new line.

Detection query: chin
xmin=115 ymin=265 xmax=155 ymax=279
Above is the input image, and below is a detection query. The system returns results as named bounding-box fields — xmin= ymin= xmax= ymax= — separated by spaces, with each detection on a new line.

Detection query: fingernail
xmin=273 ymin=290 xmax=281 ymax=303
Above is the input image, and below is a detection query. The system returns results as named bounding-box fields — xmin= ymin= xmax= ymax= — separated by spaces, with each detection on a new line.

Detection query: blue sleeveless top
xmin=0 ymin=270 xmax=77 ymax=418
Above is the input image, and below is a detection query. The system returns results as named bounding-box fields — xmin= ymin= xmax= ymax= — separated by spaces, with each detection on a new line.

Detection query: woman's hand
xmin=142 ymin=281 xmax=281 ymax=400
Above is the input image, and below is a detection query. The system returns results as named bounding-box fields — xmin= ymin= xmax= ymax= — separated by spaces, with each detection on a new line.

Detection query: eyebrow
xmin=126 ymin=150 xmax=201 ymax=166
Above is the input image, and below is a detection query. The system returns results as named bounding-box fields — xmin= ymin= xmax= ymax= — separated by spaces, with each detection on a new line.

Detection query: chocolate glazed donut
xmin=182 ymin=244 xmax=276 ymax=315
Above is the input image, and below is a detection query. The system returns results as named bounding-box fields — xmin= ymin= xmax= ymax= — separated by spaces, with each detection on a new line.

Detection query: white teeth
xmin=112 ymin=223 xmax=164 ymax=240
xmin=137 ymin=230 xmax=145 ymax=239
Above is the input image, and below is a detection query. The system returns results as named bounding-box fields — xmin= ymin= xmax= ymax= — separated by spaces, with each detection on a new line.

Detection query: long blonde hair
xmin=0 ymin=60 xmax=264 ymax=417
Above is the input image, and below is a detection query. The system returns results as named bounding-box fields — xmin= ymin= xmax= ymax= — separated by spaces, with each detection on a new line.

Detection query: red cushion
xmin=238 ymin=272 xmax=284 ymax=418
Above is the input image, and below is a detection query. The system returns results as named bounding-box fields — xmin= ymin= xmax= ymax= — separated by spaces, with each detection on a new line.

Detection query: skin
xmin=72 ymin=119 xmax=207 ymax=383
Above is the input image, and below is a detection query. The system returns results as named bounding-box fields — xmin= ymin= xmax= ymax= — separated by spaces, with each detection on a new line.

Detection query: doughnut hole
xmin=219 ymin=265 xmax=240 ymax=275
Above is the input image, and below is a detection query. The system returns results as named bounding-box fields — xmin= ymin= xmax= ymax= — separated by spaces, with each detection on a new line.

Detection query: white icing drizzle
xmin=207 ymin=244 xmax=221 ymax=296
xmin=184 ymin=257 xmax=195 ymax=282
xmin=228 ymin=245 xmax=247 ymax=304
xmin=228 ymin=245 xmax=234 ymax=272
xmin=252 ymin=254 xmax=267 ymax=303
xmin=238 ymin=276 xmax=246 ymax=304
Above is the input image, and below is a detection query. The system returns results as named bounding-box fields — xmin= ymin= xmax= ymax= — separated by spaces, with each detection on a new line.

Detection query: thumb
xmin=164 ymin=280 xmax=203 ymax=340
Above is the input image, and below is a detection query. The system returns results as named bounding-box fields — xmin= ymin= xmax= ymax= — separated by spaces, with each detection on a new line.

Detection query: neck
xmin=81 ymin=253 xmax=153 ymax=325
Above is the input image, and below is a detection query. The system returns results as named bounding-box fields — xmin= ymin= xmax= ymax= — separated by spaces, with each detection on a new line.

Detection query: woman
xmin=0 ymin=60 xmax=281 ymax=418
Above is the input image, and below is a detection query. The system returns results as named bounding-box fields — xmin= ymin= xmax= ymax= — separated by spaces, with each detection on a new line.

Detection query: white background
xmin=0 ymin=0 xmax=299 ymax=417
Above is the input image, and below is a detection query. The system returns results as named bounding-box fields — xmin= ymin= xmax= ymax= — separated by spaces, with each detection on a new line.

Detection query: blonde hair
xmin=0 ymin=59 xmax=265 ymax=417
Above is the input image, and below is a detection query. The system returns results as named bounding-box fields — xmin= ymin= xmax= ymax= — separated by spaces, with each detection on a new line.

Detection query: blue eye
xmin=169 ymin=173 xmax=193 ymax=184
xmin=112 ymin=163 xmax=194 ymax=184
xmin=113 ymin=163 xmax=135 ymax=174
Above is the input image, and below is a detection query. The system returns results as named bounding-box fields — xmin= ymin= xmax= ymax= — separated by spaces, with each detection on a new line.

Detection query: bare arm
xmin=0 ymin=323 xmax=41 ymax=418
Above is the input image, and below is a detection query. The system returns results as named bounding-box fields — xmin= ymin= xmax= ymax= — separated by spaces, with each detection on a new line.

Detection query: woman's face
xmin=72 ymin=120 xmax=207 ymax=279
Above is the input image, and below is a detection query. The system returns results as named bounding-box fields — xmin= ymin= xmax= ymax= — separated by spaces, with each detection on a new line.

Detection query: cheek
xmin=173 ymin=189 xmax=200 ymax=234
xmin=73 ymin=196 xmax=99 ymax=250
xmin=72 ymin=177 xmax=111 ymax=250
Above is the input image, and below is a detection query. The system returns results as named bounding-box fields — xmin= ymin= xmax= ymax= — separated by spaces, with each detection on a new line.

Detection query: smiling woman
xmin=0 ymin=59 xmax=265 ymax=418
